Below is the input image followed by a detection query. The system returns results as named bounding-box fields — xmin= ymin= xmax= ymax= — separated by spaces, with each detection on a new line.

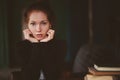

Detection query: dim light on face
xmin=28 ymin=11 xmax=51 ymax=40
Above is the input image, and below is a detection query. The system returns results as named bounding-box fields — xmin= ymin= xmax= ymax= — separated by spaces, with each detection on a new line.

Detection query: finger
xmin=47 ymin=32 xmax=52 ymax=40
xmin=29 ymin=37 xmax=39 ymax=43
xmin=23 ymin=29 xmax=32 ymax=39
xmin=23 ymin=29 xmax=32 ymax=35
xmin=40 ymin=29 xmax=55 ymax=42
xmin=48 ymin=30 xmax=55 ymax=39
xmin=48 ymin=29 xmax=55 ymax=33
xmin=48 ymin=29 xmax=55 ymax=37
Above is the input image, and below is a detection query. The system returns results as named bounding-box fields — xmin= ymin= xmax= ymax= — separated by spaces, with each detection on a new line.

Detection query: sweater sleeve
xmin=13 ymin=40 xmax=31 ymax=68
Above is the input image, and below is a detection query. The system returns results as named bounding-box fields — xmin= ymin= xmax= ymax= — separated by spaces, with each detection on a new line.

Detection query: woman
xmin=14 ymin=1 xmax=66 ymax=80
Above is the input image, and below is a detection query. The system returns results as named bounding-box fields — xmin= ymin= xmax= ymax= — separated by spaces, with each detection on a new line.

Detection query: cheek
xmin=28 ymin=26 xmax=35 ymax=33
xmin=43 ymin=27 xmax=50 ymax=34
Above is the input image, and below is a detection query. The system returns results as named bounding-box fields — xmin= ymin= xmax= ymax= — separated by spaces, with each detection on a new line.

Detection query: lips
xmin=36 ymin=34 xmax=42 ymax=38
xmin=34 ymin=33 xmax=43 ymax=40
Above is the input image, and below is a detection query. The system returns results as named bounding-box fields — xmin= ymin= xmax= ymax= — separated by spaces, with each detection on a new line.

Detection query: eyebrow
xmin=30 ymin=20 xmax=49 ymax=22
xmin=41 ymin=20 xmax=49 ymax=22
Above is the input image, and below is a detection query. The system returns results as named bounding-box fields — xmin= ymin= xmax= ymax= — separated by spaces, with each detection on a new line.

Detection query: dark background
xmin=0 ymin=0 xmax=120 ymax=68
xmin=70 ymin=0 xmax=120 ymax=63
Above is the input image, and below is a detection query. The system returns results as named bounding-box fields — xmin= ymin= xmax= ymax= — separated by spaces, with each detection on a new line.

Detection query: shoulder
xmin=15 ymin=40 xmax=32 ymax=48
xmin=55 ymin=39 xmax=66 ymax=44
xmin=51 ymin=39 xmax=67 ymax=46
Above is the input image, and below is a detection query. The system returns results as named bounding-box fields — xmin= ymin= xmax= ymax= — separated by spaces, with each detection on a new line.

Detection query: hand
xmin=40 ymin=29 xmax=55 ymax=42
xmin=23 ymin=29 xmax=39 ymax=43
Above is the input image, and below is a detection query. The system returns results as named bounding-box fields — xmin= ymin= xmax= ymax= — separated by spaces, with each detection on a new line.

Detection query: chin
xmin=35 ymin=37 xmax=44 ymax=40
xmin=37 ymin=38 xmax=43 ymax=41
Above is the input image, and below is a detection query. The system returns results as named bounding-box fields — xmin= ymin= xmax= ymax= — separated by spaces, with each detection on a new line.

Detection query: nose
xmin=36 ymin=24 xmax=41 ymax=32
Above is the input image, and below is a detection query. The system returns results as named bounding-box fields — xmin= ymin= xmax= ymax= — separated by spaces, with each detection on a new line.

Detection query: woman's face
xmin=28 ymin=11 xmax=51 ymax=40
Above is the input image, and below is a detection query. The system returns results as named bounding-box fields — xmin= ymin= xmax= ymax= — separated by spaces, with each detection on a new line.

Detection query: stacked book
xmin=85 ymin=74 xmax=113 ymax=80
xmin=94 ymin=64 xmax=120 ymax=72
xmin=85 ymin=64 xmax=120 ymax=80
xmin=88 ymin=64 xmax=120 ymax=76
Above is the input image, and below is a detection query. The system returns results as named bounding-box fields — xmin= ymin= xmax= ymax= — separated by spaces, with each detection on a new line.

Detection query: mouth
xmin=35 ymin=34 xmax=43 ymax=40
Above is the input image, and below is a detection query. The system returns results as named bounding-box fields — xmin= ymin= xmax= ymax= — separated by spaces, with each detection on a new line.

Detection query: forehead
xmin=29 ymin=11 xmax=48 ymax=21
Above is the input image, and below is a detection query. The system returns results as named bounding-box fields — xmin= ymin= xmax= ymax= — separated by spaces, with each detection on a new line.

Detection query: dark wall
xmin=8 ymin=0 xmax=35 ymax=67
xmin=69 ymin=0 xmax=89 ymax=62
xmin=69 ymin=0 xmax=120 ymax=63
xmin=0 ymin=0 xmax=8 ymax=68
xmin=92 ymin=0 xmax=120 ymax=45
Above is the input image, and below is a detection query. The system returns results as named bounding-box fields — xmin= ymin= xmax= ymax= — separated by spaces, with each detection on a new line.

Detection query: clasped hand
xmin=23 ymin=29 xmax=55 ymax=43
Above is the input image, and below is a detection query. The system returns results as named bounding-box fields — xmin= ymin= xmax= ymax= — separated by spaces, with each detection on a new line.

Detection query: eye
xmin=30 ymin=22 xmax=36 ymax=26
xmin=41 ymin=22 xmax=47 ymax=25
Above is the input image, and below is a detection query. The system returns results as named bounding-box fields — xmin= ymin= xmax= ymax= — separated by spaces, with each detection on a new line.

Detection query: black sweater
xmin=14 ymin=39 xmax=67 ymax=80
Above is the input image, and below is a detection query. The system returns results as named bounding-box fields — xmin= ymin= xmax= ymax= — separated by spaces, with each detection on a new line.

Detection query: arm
xmin=13 ymin=40 xmax=31 ymax=68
